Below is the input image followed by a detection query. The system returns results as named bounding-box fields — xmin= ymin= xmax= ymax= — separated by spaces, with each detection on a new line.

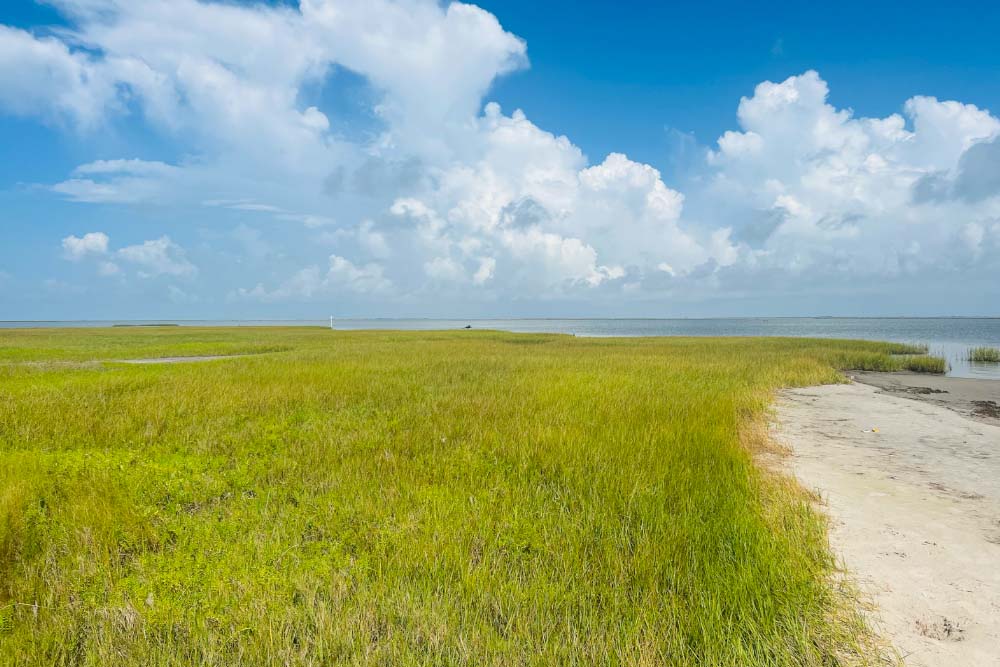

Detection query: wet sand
xmin=850 ymin=371 xmax=1000 ymax=425
xmin=777 ymin=379 xmax=1000 ymax=666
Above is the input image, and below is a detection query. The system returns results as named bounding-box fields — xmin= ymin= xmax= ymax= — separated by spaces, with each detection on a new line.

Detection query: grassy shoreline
xmin=0 ymin=328 xmax=918 ymax=664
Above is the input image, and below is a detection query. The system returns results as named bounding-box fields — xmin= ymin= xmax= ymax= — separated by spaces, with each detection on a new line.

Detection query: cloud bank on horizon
xmin=1 ymin=0 xmax=999 ymax=317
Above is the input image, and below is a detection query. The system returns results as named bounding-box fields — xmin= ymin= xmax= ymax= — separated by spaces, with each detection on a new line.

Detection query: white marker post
xmin=329 ymin=315 xmax=334 ymax=330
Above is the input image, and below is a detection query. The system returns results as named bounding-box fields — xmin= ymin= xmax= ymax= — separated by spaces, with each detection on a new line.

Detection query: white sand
xmin=777 ymin=382 xmax=1000 ymax=666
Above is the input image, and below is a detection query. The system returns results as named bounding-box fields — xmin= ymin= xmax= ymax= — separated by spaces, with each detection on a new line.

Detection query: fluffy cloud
xmin=915 ymin=137 xmax=1000 ymax=204
xmin=237 ymin=254 xmax=390 ymax=301
xmin=701 ymin=70 xmax=1000 ymax=285
xmin=61 ymin=232 xmax=195 ymax=279
xmin=382 ymin=106 xmax=724 ymax=292
xmin=0 ymin=25 xmax=118 ymax=128
xmin=9 ymin=4 xmax=1000 ymax=311
xmin=62 ymin=232 xmax=110 ymax=259
xmin=117 ymin=237 xmax=197 ymax=278
xmin=472 ymin=257 xmax=496 ymax=285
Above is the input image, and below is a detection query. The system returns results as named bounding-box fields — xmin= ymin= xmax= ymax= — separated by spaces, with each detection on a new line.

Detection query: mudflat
xmin=850 ymin=371 xmax=1000 ymax=425
xmin=777 ymin=380 xmax=1000 ymax=666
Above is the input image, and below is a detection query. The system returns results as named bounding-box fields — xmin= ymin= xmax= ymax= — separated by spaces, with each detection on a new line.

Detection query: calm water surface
xmin=4 ymin=318 xmax=1000 ymax=379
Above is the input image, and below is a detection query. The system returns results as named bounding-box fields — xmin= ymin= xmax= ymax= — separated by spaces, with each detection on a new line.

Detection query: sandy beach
xmin=777 ymin=379 xmax=1000 ymax=666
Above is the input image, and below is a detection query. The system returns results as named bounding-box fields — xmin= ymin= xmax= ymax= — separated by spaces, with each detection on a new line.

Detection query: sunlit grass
xmin=886 ymin=342 xmax=928 ymax=355
xmin=899 ymin=355 xmax=947 ymax=373
xmin=967 ymin=346 xmax=1000 ymax=362
xmin=824 ymin=349 xmax=945 ymax=373
xmin=0 ymin=328 xmax=904 ymax=665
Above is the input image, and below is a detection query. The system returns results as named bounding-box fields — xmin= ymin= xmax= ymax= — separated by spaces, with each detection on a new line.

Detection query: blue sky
xmin=479 ymin=0 xmax=1000 ymax=177
xmin=2 ymin=0 xmax=999 ymax=319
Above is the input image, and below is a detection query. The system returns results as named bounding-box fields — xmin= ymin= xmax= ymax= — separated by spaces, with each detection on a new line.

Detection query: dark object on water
xmin=464 ymin=325 xmax=472 ymax=329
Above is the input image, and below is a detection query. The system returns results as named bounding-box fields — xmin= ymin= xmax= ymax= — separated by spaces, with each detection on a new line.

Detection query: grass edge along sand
xmin=0 ymin=328 xmax=922 ymax=665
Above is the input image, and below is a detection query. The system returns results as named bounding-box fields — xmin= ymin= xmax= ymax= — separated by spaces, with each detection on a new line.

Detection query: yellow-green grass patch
xmin=1 ymin=328 xmax=903 ymax=665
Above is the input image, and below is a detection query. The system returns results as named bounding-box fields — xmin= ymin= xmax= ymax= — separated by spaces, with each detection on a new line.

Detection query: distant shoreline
xmin=3 ymin=316 xmax=1000 ymax=324
xmin=4 ymin=318 xmax=998 ymax=379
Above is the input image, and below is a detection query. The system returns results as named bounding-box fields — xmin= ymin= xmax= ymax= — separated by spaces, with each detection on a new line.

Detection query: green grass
xmin=967 ymin=346 xmax=1000 ymax=363
xmin=0 ymin=328 xmax=908 ymax=665
xmin=898 ymin=355 xmax=948 ymax=374
xmin=886 ymin=342 xmax=928 ymax=355
xmin=823 ymin=350 xmax=945 ymax=374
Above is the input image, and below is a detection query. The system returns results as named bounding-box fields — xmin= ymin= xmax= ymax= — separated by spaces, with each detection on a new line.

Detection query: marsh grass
xmin=967 ymin=346 xmax=1000 ymax=363
xmin=886 ymin=342 xmax=928 ymax=355
xmin=825 ymin=350 xmax=945 ymax=374
xmin=0 ymin=328 xmax=904 ymax=665
xmin=899 ymin=355 xmax=948 ymax=374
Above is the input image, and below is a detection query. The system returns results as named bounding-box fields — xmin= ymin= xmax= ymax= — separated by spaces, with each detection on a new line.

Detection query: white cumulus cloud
xmin=6 ymin=4 xmax=1000 ymax=311
xmin=62 ymin=232 xmax=109 ymax=260
xmin=117 ymin=237 xmax=197 ymax=278
xmin=699 ymin=70 xmax=1000 ymax=288
xmin=237 ymin=254 xmax=390 ymax=302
